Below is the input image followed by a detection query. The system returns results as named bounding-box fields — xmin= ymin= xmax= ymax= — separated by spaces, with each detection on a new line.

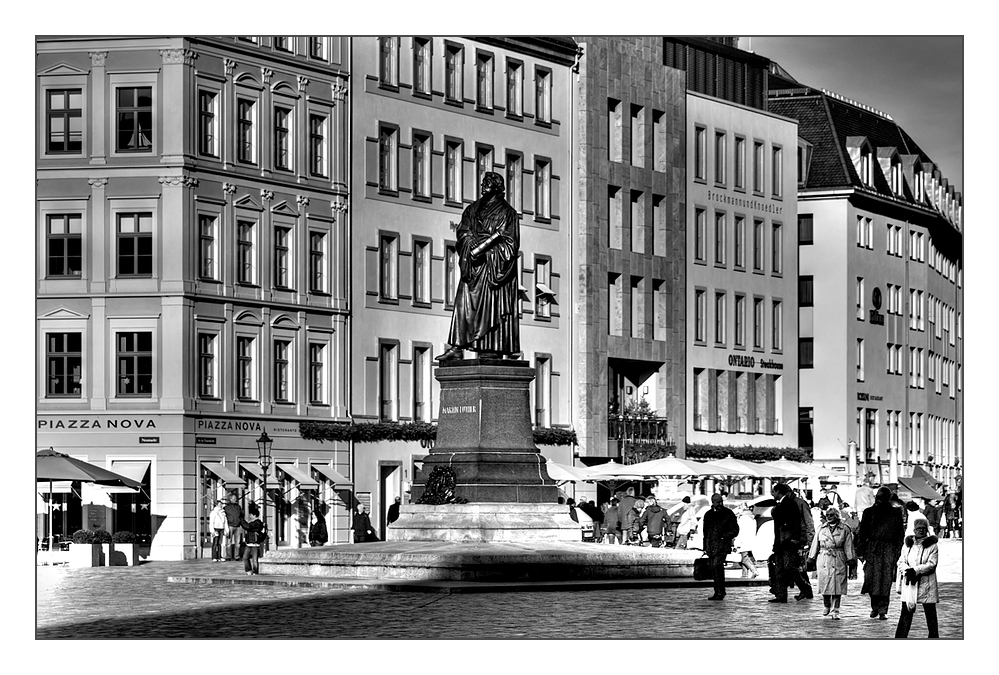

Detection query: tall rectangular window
xmin=379 ymin=234 xmax=398 ymax=301
xmin=309 ymin=343 xmax=325 ymax=405
xmin=631 ymin=105 xmax=645 ymax=167
xmin=445 ymin=43 xmax=464 ymax=102
xmin=117 ymin=332 xmax=152 ymax=396
xmin=753 ymin=297 xmax=765 ymax=349
xmin=694 ymin=126 xmax=706 ymax=180
xmin=734 ymin=216 xmax=745 ymax=268
xmin=274 ymin=226 xmax=291 ymax=289
xmin=753 ymin=219 xmax=764 ymax=272
xmin=630 ymin=276 xmax=643 ymax=338
xmin=414 ymin=240 xmax=430 ymax=305
xmin=714 ymin=292 xmax=726 ymax=345
xmin=476 ymin=51 xmax=494 ymax=109
xmin=237 ymin=221 xmax=255 ymax=285
xmin=771 ymin=222 xmax=782 ymax=274
xmin=734 ymin=136 xmax=745 ymax=188
xmin=236 ymin=336 xmax=255 ymax=400
xmin=798 ymin=214 xmax=813 ymax=245
xmin=734 ymin=294 xmax=746 ymax=347
xmin=199 ymin=215 xmax=217 ymax=280
xmin=476 ymin=146 xmax=494 ymax=199
xmin=309 ymin=231 xmax=326 ymax=293
xmin=379 ymin=342 xmax=398 ymax=421
xmin=378 ymin=37 xmax=398 ymax=86
xmin=753 ymin=141 xmax=764 ymax=193
xmin=273 ymin=339 xmax=291 ymax=402
xmin=117 ymin=212 xmax=153 ymax=277
xmin=857 ymin=338 xmax=865 ymax=381
xmin=309 ymin=114 xmax=327 ymax=177
xmin=237 ymin=98 xmax=256 ymax=164
xmin=856 ymin=277 xmax=865 ymax=320
xmin=799 ymin=276 xmax=813 ymax=307
xmin=378 ymin=125 xmax=398 ymax=192
xmin=46 ymin=214 xmax=82 ymax=278
xmin=445 ymin=244 xmax=459 ymax=305
xmin=772 ymin=146 xmax=783 ymax=197
xmin=274 ymin=37 xmax=291 ymax=52
xmin=694 ymin=208 xmax=706 ymax=262
xmin=46 ymin=89 xmax=83 ymax=154
xmin=273 ymin=106 xmax=292 ymax=171
xmin=608 ymin=98 xmax=622 ymax=162
xmin=505 ymin=152 xmax=522 ymax=212
xmin=413 ymin=38 xmax=432 ymax=95
xmin=714 ymin=131 xmax=726 ymax=184
xmin=694 ymin=289 xmax=706 ymax=343
xmin=309 ymin=37 xmax=325 ymax=59
xmin=772 ymin=300 xmax=783 ymax=351
xmin=799 ymin=338 xmax=814 ymax=368
xmin=198 ymin=333 xmax=217 ymax=398
xmin=535 ymin=67 xmax=552 ymax=123
xmin=535 ymin=258 xmax=553 ymax=319
xmin=413 ymin=133 xmax=431 ymax=199
xmin=198 ymin=91 xmax=217 ymax=157
xmin=535 ymin=159 xmax=551 ymax=219
xmin=506 ymin=59 xmax=523 ymax=116
xmin=446 ymin=140 xmax=463 ymax=203
xmin=413 ymin=346 xmax=430 ymax=421
xmin=46 ymin=333 xmax=82 ymax=397
xmin=714 ymin=212 xmax=726 ymax=265
xmin=116 ymin=87 xmax=152 ymax=152
xmin=535 ymin=355 xmax=551 ymax=427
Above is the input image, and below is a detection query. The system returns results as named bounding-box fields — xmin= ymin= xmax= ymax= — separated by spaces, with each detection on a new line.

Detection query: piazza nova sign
xmin=38 ymin=417 xmax=159 ymax=431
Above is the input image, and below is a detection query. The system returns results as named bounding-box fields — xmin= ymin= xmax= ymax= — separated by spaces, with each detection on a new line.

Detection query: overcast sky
xmin=746 ymin=36 xmax=963 ymax=195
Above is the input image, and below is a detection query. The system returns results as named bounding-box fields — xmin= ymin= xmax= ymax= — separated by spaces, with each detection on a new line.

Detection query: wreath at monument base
xmin=416 ymin=466 xmax=469 ymax=505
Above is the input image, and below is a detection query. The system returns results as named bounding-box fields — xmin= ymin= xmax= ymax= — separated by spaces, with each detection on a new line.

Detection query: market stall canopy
xmin=545 ymin=460 xmax=596 ymax=483
xmin=910 ymin=466 xmax=941 ymax=486
xmin=102 ymin=460 xmax=150 ymax=494
xmin=759 ymin=458 xmax=830 ymax=478
xmin=622 ymin=456 xmax=743 ymax=477
xmin=203 ymin=462 xmax=245 ymax=487
xmin=36 ymin=448 xmax=142 ymax=489
xmin=711 ymin=455 xmax=799 ymax=478
xmin=276 ymin=463 xmax=319 ymax=490
xmin=898 ymin=475 xmax=944 ymax=501
xmin=239 ymin=462 xmax=281 ymax=490
xmin=310 ymin=464 xmax=353 ymax=489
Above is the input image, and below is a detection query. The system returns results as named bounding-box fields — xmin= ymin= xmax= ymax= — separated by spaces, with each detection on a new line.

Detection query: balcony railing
xmin=608 ymin=415 xmax=670 ymax=446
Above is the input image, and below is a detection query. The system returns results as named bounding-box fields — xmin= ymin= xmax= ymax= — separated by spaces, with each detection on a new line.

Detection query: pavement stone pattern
xmin=36 ymin=540 xmax=963 ymax=639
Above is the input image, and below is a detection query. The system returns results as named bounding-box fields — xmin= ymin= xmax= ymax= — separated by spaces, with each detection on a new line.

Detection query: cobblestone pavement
xmin=36 ymin=540 xmax=963 ymax=639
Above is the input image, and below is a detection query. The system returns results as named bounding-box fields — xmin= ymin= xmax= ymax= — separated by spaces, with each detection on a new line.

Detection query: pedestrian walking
xmin=209 ymin=499 xmax=227 ymax=562
xmin=895 ymin=517 xmax=940 ymax=638
xmin=842 ymin=503 xmax=861 ymax=580
xmin=308 ymin=502 xmax=328 ymax=547
xmin=854 ymin=481 xmax=876 ymax=516
xmin=636 ymin=496 xmax=668 ymax=547
xmin=223 ymin=493 xmax=243 ymax=562
xmin=602 ymin=498 xmax=622 ymax=545
xmin=768 ymin=482 xmax=802 ymax=603
xmin=904 ymin=500 xmax=923 ymax=536
xmin=580 ymin=500 xmax=603 ymax=542
xmin=856 ymin=486 xmax=906 ymax=620
xmin=943 ymin=490 xmax=960 ymax=538
xmin=792 ymin=489 xmax=816 ymax=600
xmin=702 ymin=494 xmax=739 ymax=600
xmin=807 ymin=506 xmax=855 ymax=619
xmin=351 ymin=503 xmax=375 ymax=543
xmin=239 ymin=502 xmax=266 ymax=576
xmin=624 ymin=497 xmax=644 ymax=545
xmin=735 ymin=503 xmax=758 ymax=578
xmin=386 ymin=496 xmax=402 ymax=525
xmin=675 ymin=496 xmax=695 ymax=549
xmin=922 ymin=499 xmax=942 ymax=537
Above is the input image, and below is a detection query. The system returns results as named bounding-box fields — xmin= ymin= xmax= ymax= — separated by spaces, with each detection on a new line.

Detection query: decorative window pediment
xmin=39 ymin=307 xmax=90 ymax=320
xmin=271 ymin=314 xmax=300 ymax=330
xmin=270 ymin=200 xmax=298 ymax=217
xmin=234 ymin=310 xmax=263 ymax=326
xmin=233 ymin=194 xmax=263 ymax=212
xmin=39 ymin=63 xmax=89 ymax=76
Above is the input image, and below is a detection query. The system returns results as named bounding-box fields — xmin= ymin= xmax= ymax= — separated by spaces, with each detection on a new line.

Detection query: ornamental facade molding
xmin=261 ymin=68 xmax=274 ymax=84
xmin=331 ymin=79 xmax=348 ymax=102
xmin=297 ymin=75 xmax=310 ymax=91
xmin=261 ymin=189 xmax=274 ymax=201
xmin=161 ymin=48 xmax=198 ymax=66
xmin=296 ymin=195 xmax=310 ymax=208
xmin=89 ymin=52 xmax=108 ymax=67
xmin=332 ymin=195 xmax=348 ymax=213
xmin=88 ymin=178 xmax=109 ymax=188
xmin=158 ymin=176 xmax=199 ymax=188
xmin=224 ymin=58 xmax=236 ymax=78
xmin=223 ymin=182 xmax=237 ymax=195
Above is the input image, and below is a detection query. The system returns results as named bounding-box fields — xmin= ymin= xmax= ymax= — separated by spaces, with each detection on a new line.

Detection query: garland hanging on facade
xmin=299 ymin=421 xmax=577 ymax=447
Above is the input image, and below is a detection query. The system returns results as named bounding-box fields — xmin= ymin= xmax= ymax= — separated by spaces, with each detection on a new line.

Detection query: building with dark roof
xmin=768 ymin=75 xmax=962 ymax=491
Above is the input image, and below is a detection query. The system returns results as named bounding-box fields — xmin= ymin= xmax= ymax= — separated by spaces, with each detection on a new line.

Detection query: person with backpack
xmin=636 ymin=495 xmax=668 ymax=547
xmin=239 ymin=502 xmax=266 ymax=576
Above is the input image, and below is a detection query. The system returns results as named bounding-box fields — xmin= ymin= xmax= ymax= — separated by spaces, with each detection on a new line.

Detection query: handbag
xmin=693 ymin=555 xmax=712 ymax=581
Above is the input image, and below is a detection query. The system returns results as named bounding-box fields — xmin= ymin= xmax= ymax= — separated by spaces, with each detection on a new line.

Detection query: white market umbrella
xmin=585 ymin=461 xmax=647 ymax=481
xmin=711 ymin=455 xmax=800 ymax=478
xmin=761 ymin=457 xmax=831 ymax=478
xmin=545 ymin=459 xmax=596 ymax=483
xmin=627 ymin=456 xmax=744 ymax=478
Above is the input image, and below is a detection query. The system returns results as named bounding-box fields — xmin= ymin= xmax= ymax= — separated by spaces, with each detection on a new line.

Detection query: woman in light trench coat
xmin=895 ymin=516 xmax=940 ymax=638
xmin=807 ymin=506 xmax=855 ymax=620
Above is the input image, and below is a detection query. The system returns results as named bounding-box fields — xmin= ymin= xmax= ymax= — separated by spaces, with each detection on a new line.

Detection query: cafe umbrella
xmin=36 ymin=447 xmax=143 ymax=553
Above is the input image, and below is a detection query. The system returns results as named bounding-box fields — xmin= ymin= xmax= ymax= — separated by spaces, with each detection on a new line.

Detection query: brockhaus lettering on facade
xmin=38 ymin=418 xmax=157 ymax=430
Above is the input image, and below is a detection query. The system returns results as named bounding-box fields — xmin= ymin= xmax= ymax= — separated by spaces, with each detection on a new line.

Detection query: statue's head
xmin=481 ymin=171 xmax=505 ymax=197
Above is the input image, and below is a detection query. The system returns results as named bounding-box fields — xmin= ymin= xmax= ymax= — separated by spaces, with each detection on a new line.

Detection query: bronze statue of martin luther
xmin=437 ymin=171 xmax=522 ymax=362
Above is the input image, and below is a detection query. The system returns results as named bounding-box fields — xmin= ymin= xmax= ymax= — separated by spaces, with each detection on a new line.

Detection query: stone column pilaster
xmin=89 ymin=52 xmax=108 ymax=165
xmin=159 ymin=48 xmax=198 ymax=165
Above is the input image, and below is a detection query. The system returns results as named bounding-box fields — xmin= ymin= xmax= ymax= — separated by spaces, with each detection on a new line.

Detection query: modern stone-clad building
xmin=347 ymin=37 xmax=579 ymax=533
xmin=571 ymin=37 xmax=687 ymax=463
xmin=767 ymin=68 xmax=963 ymax=489
xmin=36 ymin=36 xmax=353 ymax=559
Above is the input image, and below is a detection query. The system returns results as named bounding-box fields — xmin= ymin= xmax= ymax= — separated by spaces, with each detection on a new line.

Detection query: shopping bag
xmin=693 ymin=556 xmax=711 ymax=581
xmin=900 ymin=577 xmax=918 ymax=611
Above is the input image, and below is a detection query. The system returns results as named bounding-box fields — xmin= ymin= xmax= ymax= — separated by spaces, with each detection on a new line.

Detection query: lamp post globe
xmin=256 ymin=431 xmax=273 ymax=550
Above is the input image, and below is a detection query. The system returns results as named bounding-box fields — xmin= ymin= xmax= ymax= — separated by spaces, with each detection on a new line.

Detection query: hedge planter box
xmin=110 ymin=543 xmax=139 ymax=566
xmin=69 ymin=543 xmax=105 ymax=567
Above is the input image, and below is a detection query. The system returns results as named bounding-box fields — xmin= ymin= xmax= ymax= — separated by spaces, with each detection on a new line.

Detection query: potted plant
xmin=111 ymin=531 xmax=139 ymax=566
xmin=69 ymin=529 xmax=103 ymax=567
xmin=92 ymin=529 xmax=113 ymax=566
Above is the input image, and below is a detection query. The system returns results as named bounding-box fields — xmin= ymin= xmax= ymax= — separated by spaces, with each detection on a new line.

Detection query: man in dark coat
xmin=791 ymin=489 xmax=816 ymax=600
xmin=769 ymin=482 xmax=802 ymax=603
xmin=386 ymin=496 xmax=402 ymax=525
xmin=636 ymin=496 xmax=668 ymax=548
xmin=702 ymin=493 xmax=739 ymax=600
xmin=856 ymin=486 xmax=905 ymax=619
xmin=351 ymin=503 xmax=376 ymax=543
xmin=438 ymin=171 xmax=521 ymax=361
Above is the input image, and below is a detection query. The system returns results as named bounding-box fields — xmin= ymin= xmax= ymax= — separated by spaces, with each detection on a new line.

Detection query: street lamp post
xmin=256 ymin=431 xmax=273 ymax=552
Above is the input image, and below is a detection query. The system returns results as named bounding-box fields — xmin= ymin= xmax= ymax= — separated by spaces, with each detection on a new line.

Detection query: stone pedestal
xmin=411 ymin=359 xmax=559 ymax=504
xmin=388 ymin=503 xmax=578 ymax=543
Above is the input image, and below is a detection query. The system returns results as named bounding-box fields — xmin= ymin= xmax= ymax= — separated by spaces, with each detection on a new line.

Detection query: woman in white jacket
xmin=895 ymin=517 xmax=940 ymax=638
xmin=209 ymin=499 xmax=227 ymax=562
xmin=735 ymin=504 xmax=758 ymax=578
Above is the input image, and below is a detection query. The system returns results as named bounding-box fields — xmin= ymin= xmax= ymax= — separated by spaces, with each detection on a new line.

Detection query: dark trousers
xmin=895 ymin=602 xmax=939 ymax=638
xmin=243 ymin=544 xmax=260 ymax=574
xmin=708 ymin=553 xmax=727 ymax=597
xmin=772 ymin=549 xmax=797 ymax=600
xmin=870 ymin=593 xmax=891 ymax=616
xmin=211 ymin=529 xmax=224 ymax=560
xmin=791 ymin=547 xmax=813 ymax=597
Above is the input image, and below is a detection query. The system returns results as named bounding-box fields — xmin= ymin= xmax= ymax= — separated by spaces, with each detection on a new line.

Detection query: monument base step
xmin=386 ymin=503 xmax=580 ymax=543
xmin=258 ymin=541 xmax=704 ymax=582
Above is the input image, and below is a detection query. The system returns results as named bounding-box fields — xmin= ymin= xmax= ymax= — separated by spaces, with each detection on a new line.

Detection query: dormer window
xmin=913 ymin=166 xmax=925 ymax=202
xmin=859 ymin=147 xmax=872 ymax=186
xmin=846 ymin=136 xmax=873 ymax=187
xmin=796 ymin=138 xmax=812 ymax=187
xmin=891 ymin=158 xmax=902 ymax=195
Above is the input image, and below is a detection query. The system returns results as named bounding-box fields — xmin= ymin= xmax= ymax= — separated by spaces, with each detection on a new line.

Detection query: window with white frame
xmin=714 ymin=292 xmax=726 ymax=345
xmin=237 ymin=220 xmax=256 ymax=285
xmin=46 ymin=88 xmax=84 ymax=154
xmin=753 ymin=218 xmax=764 ymax=272
xmin=273 ymin=106 xmax=293 ymax=171
xmin=198 ymin=332 xmax=218 ymax=398
xmin=379 ymin=341 xmax=398 ymax=421
xmin=413 ymin=38 xmax=432 ymax=96
xmin=445 ymin=43 xmax=464 ymax=102
xmin=117 ymin=212 xmax=153 ymax=277
xmin=535 ymin=67 xmax=552 ymax=123
xmin=47 ymin=213 xmax=83 ymax=278
xmin=772 ymin=299 xmax=783 ymax=351
xmin=445 ymin=244 xmax=459 ymax=306
xmin=198 ymin=90 xmax=218 ymax=157
xmin=506 ymin=58 xmax=523 ymax=117
xmin=378 ymin=125 xmax=398 ymax=192
xmin=46 ymin=332 xmax=82 ymax=397
xmin=694 ymin=208 xmax=706 ymax=262
xmin=413 ymin=345 xmax=431 ymax=421
xmin=309 ymin=114 xmax=328 ymax=177
xmin=274 ymin=225 xmax=292 ymax=289
xmin=506 ymin=151 xmax=522 ymax=212
xmin=694 ymin=126 xmax=706 ymax=180
xmin=117 ymin=331 xmax=153 ymax=397
xmin=378 ymin=37 xmax=398 ymax=86
xmin=379 ymin=234 xmax=398 ymax=301
xmin=413 ymin=132 xmax=431 ymax=199
xmin=694 ymin=289 xmax=706 ymax=343
xmin=309 ymin=342 xmax=326 ymax=405
xmin=734 ymin=216 xmax=745 ymax=267
xmin=856 ymin=277 xmax=865 ymax=320
xmin=535 ymin=257 xmax=553 ymax=319
xmin=116 ymin=86 xmax=152 ymax=152
xmin=535 ymin=355 xmax=552 ymax=427
xmin=734 ymin=136 xmax=746 ymax=189
xmin=476 ymin=50 xmax=494 ymax=109
xmin=274 ymin=37 xmax=292 ymax=52
xmin=772 ymin=145 xmax=783 ymax=197
xmin=309 ymin=230 xmax=327 ymax=293
xmin=772 ymin=221 xmax=782 ymax=274
xmin=273 ymin=339 xmax=293 ymax=402
xmin=236 ymin=336 xmax=256 ymax=400
xmin=856 ymin=338 xmax=865 ymax=381
xmin=446 ymin=140 xmax=463 ymax=204
xmin=309 ymin=37 xmax=325 ymax=60
xmin=535 ymin=158 xmax=551 ymax=219
xmin=753 ymin=297 xmax=764 ymax=349
xmin=199 ymin=214 xmax=218 ymax=280
xmin=237 ymin=98 xmax=257 ymax=164
xmin=753 ymin=141 xmax=764 ymax=193
xmin=714 ymin=131 xmax=726 ymax=184
xmin=734 ymin=294 xmax=746 ymax=347
xmin=859 ymin=146 xmax=872 ymax=185
xmin=414 ymin=239 xmax=431 ymax=305
xmin=714 ymin=211 xmax=726 ymax=265
xmin=476 ymin=145 xmax=494 ymax=198
xmin=631 ymin=105 xmax=645 ymax=167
